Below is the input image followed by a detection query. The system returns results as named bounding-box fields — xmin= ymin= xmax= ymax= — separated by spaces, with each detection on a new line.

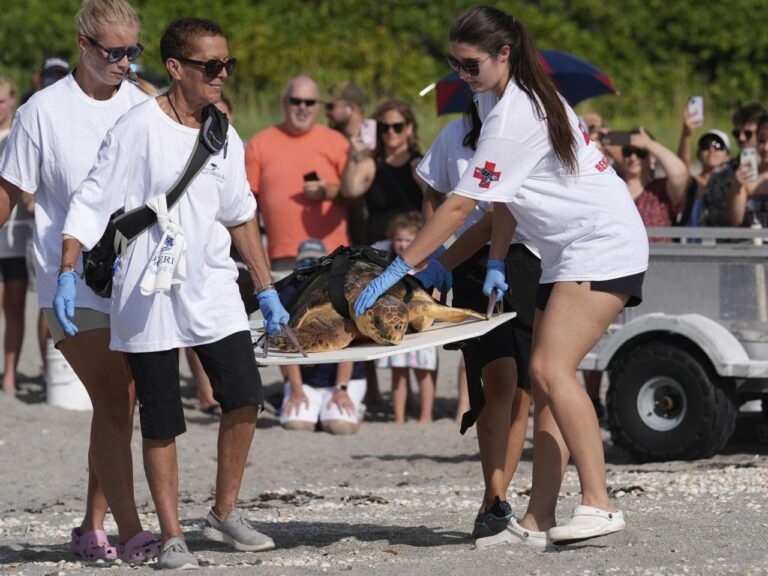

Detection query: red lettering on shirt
xmin=595 ymin=157 xmax=610 ymax=172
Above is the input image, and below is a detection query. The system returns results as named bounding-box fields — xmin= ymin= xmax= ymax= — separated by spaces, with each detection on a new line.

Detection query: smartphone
xmin=303 ymin=171 xmax=320 ymax=182
xmin=360 ymin=118 xmax=377 ymax=150
xmin=687 ymin=96 xmax=704 ymax=126
xmin=740 ymin=148 xmax=759 ymax=181
xmin=601 ymin=130 xmax=634 ymax=147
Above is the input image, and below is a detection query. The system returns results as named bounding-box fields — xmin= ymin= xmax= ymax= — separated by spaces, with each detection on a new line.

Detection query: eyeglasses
xmin=698 ymin=137 xmax=727 ymax=152
xmin=175 ymin=57 xmax=236 ymax=78
xmin=86 ymin=36 xmax=144 ymax=64
xmin=622 ymin=146 xmax=649 ymax=159
xmin=446 ymin=53 xmax=494 ymax=77
xmin=732 ymin=129 xmax=754 ymax=141
xmin=286 ymin=97 xmax=318 ymax=107
xmin=378 ymin=122 xmax=405 ymax=134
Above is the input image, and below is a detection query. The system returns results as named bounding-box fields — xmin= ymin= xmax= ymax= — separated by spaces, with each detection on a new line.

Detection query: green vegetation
xmin=1 ymin=0 xmax=766 ymax=150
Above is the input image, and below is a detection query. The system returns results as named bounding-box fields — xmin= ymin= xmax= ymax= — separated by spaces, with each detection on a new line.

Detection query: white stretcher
xmin=252 ymin=312 xmax=516 ymax=366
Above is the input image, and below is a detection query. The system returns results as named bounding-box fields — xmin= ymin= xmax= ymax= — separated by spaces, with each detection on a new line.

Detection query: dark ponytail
xmin=450 ymin=6 xmax=577 ymax=173
xmin=463 ymin=93 xmax=482 ymax=150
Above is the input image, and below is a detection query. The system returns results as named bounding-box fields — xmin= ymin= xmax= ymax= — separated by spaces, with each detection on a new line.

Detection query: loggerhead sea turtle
xmin=270 ymin=259 xmax=485 ymax=353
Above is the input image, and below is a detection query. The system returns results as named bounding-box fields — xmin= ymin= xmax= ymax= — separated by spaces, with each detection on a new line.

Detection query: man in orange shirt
xmin=245 ymin=75 xmax=350 ymax=276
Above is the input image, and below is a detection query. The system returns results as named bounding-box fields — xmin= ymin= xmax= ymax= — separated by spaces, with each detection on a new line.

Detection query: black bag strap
xmin=113 ymin=104 xmax=229 ymax=242
xmin=329 ymin=252 xmax=350 ymax=318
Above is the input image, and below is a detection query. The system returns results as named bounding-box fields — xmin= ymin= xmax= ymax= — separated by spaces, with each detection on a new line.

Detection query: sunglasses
xmin=86 ymin=36 xmax=144 ymax=64
xmin=175 ymin=57 xmax=236 ymax=78
xmin=287 ymin=97 xmax=318 ymax=107
xmin=622 ymin=146 xmax=649 ymax=159
xmin=378 ymin=122 xmax=406 ymax=134
xmin=446 ymin=53 xmax=494 ymax=77
xmin=698 ymin=137 xmax=727 ymax=152
xmin=732 ymin=129 xmax=755 ymax=141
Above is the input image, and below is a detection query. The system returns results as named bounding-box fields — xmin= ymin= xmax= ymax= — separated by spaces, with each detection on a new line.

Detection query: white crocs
xmin=548 ymin=505 xmax=625 ymax=544
xmin=475 ymin=517 xmax=548 ymax=549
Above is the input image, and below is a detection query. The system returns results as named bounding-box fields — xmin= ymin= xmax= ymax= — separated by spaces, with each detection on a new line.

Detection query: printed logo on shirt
xmin=202 ymin=161 xmax=227 ymax=183
xmin=473 ymin=161 xmax=501 ymax=189
xmin=595 ymin=156 xmax=610 ymax=173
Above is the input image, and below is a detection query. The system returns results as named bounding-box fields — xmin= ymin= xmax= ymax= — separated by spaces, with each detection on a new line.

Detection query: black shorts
xmin=127 ymin=330 xmax=263 ymax=440
xmin=0 ymin=257 xmax=28 ymax=282
xmin=451 ymin=244 xmax=541 ymax=433
xmin=535 ymin=272 xmax=645 ymax=311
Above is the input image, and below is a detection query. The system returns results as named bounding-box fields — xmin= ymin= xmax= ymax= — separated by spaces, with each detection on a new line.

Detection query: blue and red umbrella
xmin=432 ymin=49 xmax=616 ymax=115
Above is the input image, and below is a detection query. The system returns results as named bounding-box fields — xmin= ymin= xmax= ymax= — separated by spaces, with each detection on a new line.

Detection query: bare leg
xmin=528 ymin=282 xmax=627 ymax=512
xmin=2 ymin=279 xmax=26 ymax=392
xmin=59 ymin=329 xmax=143 ymax=543
xmin=185 ymin=348 xmax=217 ymax=411
xmin=455 ymin=355 xmax=469 ymax=423
xmin=143 ymin=438 xmax=182 ymax=541
xmin=213 ymin=405 xmax=258 ymax=518
xmin=414 ymin=368 xmax=435 ymax=424
xmin=391 ymin=367 xmax=408 ymax=424
xmin=476 ymin=357 xmax=517 ymax=510
xmin=503 ymin=388 xmax=531 ymax=490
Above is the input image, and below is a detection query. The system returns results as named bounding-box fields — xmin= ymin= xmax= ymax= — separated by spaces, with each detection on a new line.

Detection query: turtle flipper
xmin=270 ymin=316 xmax=358 ymax=353
xmin=407 ymin=301 xmax=485 ymax=332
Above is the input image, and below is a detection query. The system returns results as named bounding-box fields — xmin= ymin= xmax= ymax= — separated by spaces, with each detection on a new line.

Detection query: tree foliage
xmin=1 ymin=0 xmax=767 ymax=119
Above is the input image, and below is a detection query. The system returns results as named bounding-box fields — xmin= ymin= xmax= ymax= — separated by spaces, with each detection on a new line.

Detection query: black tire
xmin=607 ymin=342 xmax=737 ymax=462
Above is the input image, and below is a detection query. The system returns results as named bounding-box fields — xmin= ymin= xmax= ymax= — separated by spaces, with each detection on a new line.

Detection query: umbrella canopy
xmin=434 ymin=49 xmax=616 ymax=115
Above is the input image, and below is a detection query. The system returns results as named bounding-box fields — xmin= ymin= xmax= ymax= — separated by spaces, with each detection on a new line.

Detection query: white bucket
xmin=45 ymin=339 xmax=92 ymax=411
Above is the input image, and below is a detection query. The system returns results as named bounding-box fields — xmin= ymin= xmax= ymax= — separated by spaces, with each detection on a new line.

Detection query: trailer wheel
xmin=607 ymin=342 xmax=736 ymax=462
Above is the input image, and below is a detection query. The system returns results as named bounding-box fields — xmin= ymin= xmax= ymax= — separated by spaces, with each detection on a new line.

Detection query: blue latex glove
xmin=482 ymin=258 xmax=508 ymax=299
xmin=414 ymin=258 xmax=452 ymax=293
xmin=257 ymin=289 xmax=290 ymax=337
xmin=354 ymin=255 xmax=412 ymax=316
xmin=52 ymin=271 xmax=79 ymax=337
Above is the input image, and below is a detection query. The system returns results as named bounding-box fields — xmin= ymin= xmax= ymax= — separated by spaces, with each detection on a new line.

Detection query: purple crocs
xmin=70 ymin=527 xmax=118 ymax=561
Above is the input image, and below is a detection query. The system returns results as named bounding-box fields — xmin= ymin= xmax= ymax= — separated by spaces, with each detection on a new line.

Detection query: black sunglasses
xmin=446 ymin=53 xmax=494 ymax=77
xmin=622 ymin=146 xmax=649 ymax=159
xmin=732 ymin=129 xmax=754 ymax=141
xmin=175 ymin=57 xmax=236 ymax=78
xmin=378 ymin=122 xmax=406 ymax=134
xmin=286 ymin=97 xmax=318 ymax=107
xmin=86 ymin=36 xmax=144 ymax=64
xmin=698 ymin=137 xmax=727 ymax=152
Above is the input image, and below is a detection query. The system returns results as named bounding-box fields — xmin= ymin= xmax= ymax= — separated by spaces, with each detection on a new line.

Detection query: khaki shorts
xmin=42 ymin=307 xmax=110 ymax=346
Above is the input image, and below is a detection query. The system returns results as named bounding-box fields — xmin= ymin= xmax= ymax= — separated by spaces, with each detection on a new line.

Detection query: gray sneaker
xmin=203 ymin=508 xmax=275 ymax=552
xmin=157 ymin=537 xmax=199 ymax=570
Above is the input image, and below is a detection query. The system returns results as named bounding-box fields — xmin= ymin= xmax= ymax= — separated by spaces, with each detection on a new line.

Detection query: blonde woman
xmin=0 ymin=0 xmax=159 ymax=564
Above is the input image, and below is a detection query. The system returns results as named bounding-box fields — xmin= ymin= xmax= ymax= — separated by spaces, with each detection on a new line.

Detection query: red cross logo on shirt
xmin=473 ymin=161 xmax=501 ymax=189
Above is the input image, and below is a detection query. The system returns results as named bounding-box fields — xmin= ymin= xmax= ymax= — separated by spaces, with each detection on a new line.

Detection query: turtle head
xmin=355 ymin=295 xmax=409 ymax=345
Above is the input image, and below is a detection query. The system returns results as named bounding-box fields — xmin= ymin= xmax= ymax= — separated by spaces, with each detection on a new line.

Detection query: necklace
xmin=166 ymin=92 xmax=183 ymax=125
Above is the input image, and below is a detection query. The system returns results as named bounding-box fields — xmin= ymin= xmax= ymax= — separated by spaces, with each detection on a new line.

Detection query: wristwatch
xmin=335 ymin=383 xmax=348 ymax=392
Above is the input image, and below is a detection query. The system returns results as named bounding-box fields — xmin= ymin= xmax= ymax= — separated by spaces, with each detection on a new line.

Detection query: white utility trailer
xmin=581 ymin=227 xmax=768 ymax=461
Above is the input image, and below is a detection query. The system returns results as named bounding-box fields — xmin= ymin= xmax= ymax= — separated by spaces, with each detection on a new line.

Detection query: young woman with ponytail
xmin=0 ymin=0 xmax=160 ymax=564
xmin=355 ymin=5 xmax=648 ymax=545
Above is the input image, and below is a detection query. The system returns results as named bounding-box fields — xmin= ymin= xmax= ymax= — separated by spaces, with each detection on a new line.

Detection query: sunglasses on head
xmin=287 ymin=97 xmax=317 ymax=107
xmin=378 ymin=122 xmax=405 ymax=134
xmin=622 ymin=146 xmax=649 ymax=159
xmin=446 ymin=53 xmax=494 ymax=77
xmin=86 ymin=36 xmax=144 ymax=64
xmin=698 ymin=137 xmax=726 ymax=152
xmin=732 ymin=128 xmax=754 ymax=141
xmin=175 ymin=56 xmax=236 ymax=78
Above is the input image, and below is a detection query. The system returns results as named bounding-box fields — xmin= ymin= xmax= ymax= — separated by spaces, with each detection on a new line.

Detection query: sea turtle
xmin=270 ymin=259 xmax=485 ymax=353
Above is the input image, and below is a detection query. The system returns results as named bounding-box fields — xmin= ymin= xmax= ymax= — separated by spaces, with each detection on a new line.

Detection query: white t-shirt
xmin=453 ymin=80 xmax=648 ymax=283
xmin=416 ymin=116 xmax=539 ymax=256
xmin=63 ymin=99 xmax=257 ymax=353
xmin=0 ymin=128 xmax=33 ymax=258
xmin=0 ymin=73 xmax=149 ymax=310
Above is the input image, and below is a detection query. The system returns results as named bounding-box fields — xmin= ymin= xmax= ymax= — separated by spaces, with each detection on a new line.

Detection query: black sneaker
xmin=472 ymin=497 xmax=514 ymax=539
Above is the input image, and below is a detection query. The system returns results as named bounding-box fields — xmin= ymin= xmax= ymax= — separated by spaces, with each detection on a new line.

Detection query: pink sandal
xmin=70 ymin=528 xmax=118 ymax=560
xmin=117 ymin=530 xmax=162 ymax=564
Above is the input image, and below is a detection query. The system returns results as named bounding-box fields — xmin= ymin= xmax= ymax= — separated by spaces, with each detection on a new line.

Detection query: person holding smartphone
xmin=354 ymin=5 xmax=648 ymax=545
xmin=729 ymin=114 xmax=768 ymax=227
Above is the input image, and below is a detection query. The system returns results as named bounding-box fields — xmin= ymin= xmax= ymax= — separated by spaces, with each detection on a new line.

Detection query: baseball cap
xmin=41 ymin=56 xmax=70 ymax=87
xmin=698 ymin=129 xmax=731 ymax=152
xmin=326 ymin=83 xmax=366 ymax=109
xmin=296 ymin=238 xmax=327 ymax=263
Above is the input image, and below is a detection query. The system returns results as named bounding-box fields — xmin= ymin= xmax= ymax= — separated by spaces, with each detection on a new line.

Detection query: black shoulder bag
xmin=83 ymin=104 xmax=229 ymax=297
